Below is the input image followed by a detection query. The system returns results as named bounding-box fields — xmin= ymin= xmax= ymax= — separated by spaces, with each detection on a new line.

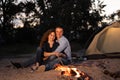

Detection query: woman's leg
xmin=31 ymin=47 xmax=44 ymax=71
xmin=22 ymin=47 xmax=43 ymax=68
xmin=11 ymin=47 xmax=44 ymax=68
xmin=35 ymin=47 xmax=44 ymax=65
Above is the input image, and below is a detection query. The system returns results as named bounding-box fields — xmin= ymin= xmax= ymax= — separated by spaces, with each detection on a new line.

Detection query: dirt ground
xmin=0 ymin=42 xmax=120 ymax=80
xmin=0 ymin=55 xmax=120 ymax=80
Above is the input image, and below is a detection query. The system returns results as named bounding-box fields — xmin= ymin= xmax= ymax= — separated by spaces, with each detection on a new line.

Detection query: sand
xmin=0 ymin=55 xmax=120 ymax=80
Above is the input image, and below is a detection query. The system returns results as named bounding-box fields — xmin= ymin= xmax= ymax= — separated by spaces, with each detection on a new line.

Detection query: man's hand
xmin=59 ymin=53 xmax=66 ymax=58
xmin=54 ymin=52 xmax=60 ymax=57
xmin=54 ymin=52 xmax=66 ymax=58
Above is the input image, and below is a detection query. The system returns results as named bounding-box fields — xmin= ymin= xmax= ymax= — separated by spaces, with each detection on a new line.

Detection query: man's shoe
xmin=10 ymin=61 xmax=22 ymax=69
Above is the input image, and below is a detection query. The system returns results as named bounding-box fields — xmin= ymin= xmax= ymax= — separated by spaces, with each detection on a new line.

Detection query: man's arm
xmin=54 ymin=40 xmax=67 ymax=53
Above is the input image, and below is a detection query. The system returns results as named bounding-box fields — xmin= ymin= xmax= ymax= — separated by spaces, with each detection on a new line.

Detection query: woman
xmin=31 ymin=29 xmax=66 ymax=71
xmin=11 ymin=29 xmax=66 ymax=71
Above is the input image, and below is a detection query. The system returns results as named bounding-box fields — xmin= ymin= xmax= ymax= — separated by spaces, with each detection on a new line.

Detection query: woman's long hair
xmin=40 ymin=29 xmax=55 ymax=48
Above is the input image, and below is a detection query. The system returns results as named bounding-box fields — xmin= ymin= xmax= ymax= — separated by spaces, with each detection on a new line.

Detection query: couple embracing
xmin=11 ymin=26 xmax=72 ymax=72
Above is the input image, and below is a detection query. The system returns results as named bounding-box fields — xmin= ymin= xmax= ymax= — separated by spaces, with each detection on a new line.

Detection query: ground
xmin=0 ymin=54 xmax=120 ymax=80
xmin=0 ymin=42 xmax=120 ymax=80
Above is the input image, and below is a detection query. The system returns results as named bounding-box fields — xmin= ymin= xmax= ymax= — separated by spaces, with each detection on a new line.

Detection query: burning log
xmin=55 ymin=64 xmax=92 ymax=80
xmin=57 ymin=75 xmax=78 ymax=80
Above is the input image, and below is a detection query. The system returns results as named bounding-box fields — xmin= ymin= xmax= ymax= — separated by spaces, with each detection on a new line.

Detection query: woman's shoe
xmin=30 ymin=65 xmax=39 ymax=72
xmin=36 ymin=65 xmax=45 ymax=72
xmin=10 ymin=61 xmax=22 ymax=69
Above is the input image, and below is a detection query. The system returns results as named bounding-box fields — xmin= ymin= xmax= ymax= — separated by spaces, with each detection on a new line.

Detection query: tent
xmin=86 ymin=21 xmax=120 ymax=55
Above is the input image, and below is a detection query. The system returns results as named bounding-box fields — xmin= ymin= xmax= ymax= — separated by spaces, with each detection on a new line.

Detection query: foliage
xmin=36 ymin=0 xmax=106 ymax=42
xmin=0 ymin=0 xmax=41 ymax=43
xmin=0 ymin=0 xmax=107 ymax=44
xmin=0 ymin=0 xmax=22 ymax=43
xmin=108 ymin=10 xmax=120 ymax=22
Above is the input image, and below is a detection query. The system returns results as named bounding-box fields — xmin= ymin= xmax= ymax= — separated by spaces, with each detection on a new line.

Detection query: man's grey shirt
xmin=55 ymin=36 xmax=72 ymax=61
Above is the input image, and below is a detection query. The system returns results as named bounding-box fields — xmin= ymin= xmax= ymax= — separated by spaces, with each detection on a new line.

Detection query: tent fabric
xmin=86 ymin=21 xmax=120 ymax=55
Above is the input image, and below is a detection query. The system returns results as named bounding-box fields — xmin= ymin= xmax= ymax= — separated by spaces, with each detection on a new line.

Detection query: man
xmin=54 ymin=26 xmax=71 ymax=61
xmin=11 ymin=26 xmax=72 ymax=70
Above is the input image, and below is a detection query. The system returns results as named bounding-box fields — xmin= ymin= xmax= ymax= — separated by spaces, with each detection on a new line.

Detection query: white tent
xmin=86 ymin=21 xmax=120 ymax=55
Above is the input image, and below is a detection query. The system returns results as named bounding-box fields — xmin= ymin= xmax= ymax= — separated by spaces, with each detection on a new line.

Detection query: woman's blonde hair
xmin=40 ymin=29 xmax=55 ymax=48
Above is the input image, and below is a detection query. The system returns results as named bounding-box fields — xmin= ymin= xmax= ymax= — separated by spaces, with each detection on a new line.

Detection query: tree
xmin=108 ymin=10 xmax=120 ymax=22
xmin=36 ymin=0 xmax=106 ymax=29
xmin=0 ymin=0 xmax=107 ymax=44
xmin=35 ymin=0 xmax=106 ymax=41
xmin=0 ymin=0 xmax=42 ymax=43
xmin=0 ymin=0 xmax=23 ymax=43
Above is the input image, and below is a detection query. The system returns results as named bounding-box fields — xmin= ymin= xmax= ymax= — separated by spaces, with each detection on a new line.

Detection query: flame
xmin=55 ymin=64 xmax=81 ymax=78
xmin=55 ymin=64 xmax=92 ymax=80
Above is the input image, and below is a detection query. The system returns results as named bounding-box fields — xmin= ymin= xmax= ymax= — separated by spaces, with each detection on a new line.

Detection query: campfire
xmin=55 ymin=64 xmax=92 ymax=80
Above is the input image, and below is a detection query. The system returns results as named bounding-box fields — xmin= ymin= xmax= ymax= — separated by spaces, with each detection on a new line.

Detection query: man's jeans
xmin=44 ymin=56 xmax=70 ymax=71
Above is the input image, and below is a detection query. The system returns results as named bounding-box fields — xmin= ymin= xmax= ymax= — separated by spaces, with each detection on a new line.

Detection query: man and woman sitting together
xmin=11 ymin=26 xmax=72 ymax=72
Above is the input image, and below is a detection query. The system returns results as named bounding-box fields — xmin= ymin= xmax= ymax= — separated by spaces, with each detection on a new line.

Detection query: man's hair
xmin=55 ymin=26 xmax=64 ymax=31
xmin=56 ymin=26 xmax=62 ymax=28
